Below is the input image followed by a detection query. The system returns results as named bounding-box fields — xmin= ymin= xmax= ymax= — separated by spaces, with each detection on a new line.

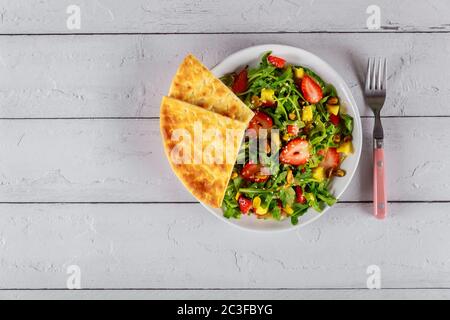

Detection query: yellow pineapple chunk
xmin=337 ymin=141 xmax=354 ymax=155
xmin=284 ymin=205 xmax=294 ymax=215
xmin=302 ymin=105 xmax=314 ymax=122
xmin=312 ymin=167 xmax=325 ymax=182
xmin=252 ymin=196 xmax=261 ymax=208
xmin=326 ymin=104 xmax=340 ymax=116
xmin=260 ymin=88 xmax=275 ymax=104
xmin=295 ymin=67 xmax=305 ymax=79
xmin=255 ymin=206 xmax=269 ymax=215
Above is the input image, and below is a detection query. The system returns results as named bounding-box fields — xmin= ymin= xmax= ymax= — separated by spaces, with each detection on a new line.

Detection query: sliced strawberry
xmin=300 ymin=75 xmax=323 ymax=104
xmin=248 ymin=111 xmax=273 ymax=134
xmin=319 ymin=148 xmax=340 ymax=169
xmin=286 ymin=125 xmax=299 ymax=136
xmin=280 ymin=138 xmax=310 ymax=166
xmin=238 ymin=195 xmax=252 ymax=214
xmin=329 ymin=113 xmax=340 ymax=126
xmin=232 ymin=68 xmax=248 ymax=94
xmin=241 ymin=162 xmax=270 ymax=183
xmin=267 ymin=55 xmax=286 ymax=68
xmin=295 ymin=186 xmax=307 ymax=204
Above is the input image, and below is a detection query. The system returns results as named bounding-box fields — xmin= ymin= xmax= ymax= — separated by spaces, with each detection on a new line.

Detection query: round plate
xmin=202 ymin=44 xmax=362 ymax=232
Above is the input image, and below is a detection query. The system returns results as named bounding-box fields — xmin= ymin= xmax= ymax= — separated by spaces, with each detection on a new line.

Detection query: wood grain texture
xmin=0 ymin=203 xmax=449 ymax=289
xmin=0 ymin=118 xmax=448 ymax=202
xmin=1 ymin=33 xmax=450 ymax=118
xmin=1 ymin=0 xmax=450 ymax=34
xmin=1 ymin=0 xmax=449 ymax=299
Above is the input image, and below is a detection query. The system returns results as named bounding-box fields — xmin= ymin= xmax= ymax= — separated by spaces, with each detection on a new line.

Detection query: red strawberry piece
xmin=279 ymin=138 xmax=310 ymax=166
xmin=238 ymin=195 xmax=252 ymax=214
xmin=286 ymin=125 xmax=299 ymax=136
xmin=276 ymin=199 xmax=283 ymax=209
xmin=295 ymin=186 xmax=307 ymax=204
xmin=329 ymin=113 xmax=340 ymax=126
xmin=319 ymin=148 xmax=340 ymax=169
xmin=248 ymin=111 xmax=273 ymax=134
xmin=300 ymin=75 xmax=323 ymax=104
xmin=241 ymin=162 xmax=270 ymax=183
xmin=232 ymin=68 xmax=248 ymax=94
xmin=267 ymin=55 xmax=286 ymax=68
xmin=261 ymin=101 xmax=277 ymax=107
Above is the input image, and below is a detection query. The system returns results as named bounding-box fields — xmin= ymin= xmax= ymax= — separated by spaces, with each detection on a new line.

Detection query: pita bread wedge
xmin=169 ymin=54 xmax=254 ymax=124
xmin=160 ymin=96 xmax=247 ymax=208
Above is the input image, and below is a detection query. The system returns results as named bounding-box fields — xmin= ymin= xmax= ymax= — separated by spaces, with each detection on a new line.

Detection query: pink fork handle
xmin=373 ymin=147 xmax=387 ymax=219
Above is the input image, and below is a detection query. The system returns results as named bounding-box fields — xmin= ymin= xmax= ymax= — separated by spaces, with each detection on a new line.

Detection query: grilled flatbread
xmin=169 ymin=54 xmax=254 ymax=124
xmin=160 ymin=97 xmax=246 ymax=208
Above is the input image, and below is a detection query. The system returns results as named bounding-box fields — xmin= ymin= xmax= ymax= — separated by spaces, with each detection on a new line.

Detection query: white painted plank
xmin=0 ymin=33 xmax=449 ymax=118
xmin=2 ymin=289 xmax=450 ymax=300
xmin=0 ymin=118 xmax=448 ymax=202
xmin=1 ymin=0 xmax=450 ymax=33
xmin=0 ymin=203 xmax=449 ymax=289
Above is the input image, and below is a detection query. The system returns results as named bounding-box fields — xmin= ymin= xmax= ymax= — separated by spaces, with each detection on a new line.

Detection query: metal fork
xmin=365 ymin=57 xmax=387 ymax=219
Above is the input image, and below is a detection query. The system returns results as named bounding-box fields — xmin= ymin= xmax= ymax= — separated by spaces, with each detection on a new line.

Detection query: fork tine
xmin=371 ymin=58 xmax=377 ymax=90
xmin=383 ymin=58 xmax=388 ymax=91
xmin=377 ymin=57 xmax=383 ymax=90
xmin=366 ymin=57 xmax=372 ymax=91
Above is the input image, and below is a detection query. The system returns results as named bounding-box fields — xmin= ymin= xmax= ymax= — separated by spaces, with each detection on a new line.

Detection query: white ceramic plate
xmin=202 ymin=44 xmax=362 ymax=232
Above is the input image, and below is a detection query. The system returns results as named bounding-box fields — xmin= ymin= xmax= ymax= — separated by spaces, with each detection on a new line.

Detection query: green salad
xmin=220 ymin=52 xmax=355 ymax=225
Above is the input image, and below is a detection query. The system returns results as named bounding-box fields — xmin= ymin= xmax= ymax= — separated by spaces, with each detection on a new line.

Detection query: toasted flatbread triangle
xmin=160 ymin=97 xmax=247 ymax=208
xmin=169 ymin=54 xmax=254 ymax=124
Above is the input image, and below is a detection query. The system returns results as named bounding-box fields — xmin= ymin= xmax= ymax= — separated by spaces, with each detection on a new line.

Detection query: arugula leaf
xmin=223 ymin=206 xmax=240 ymax=219
xmin=341 ymin=114 xmax=354 ymax=135
xmin=220 ymin=73 xmax=235 ymax=87
xmin=279 ymin=187 xmax=295 ymax=207
xmin=322 ymin=83 xmax=338 ymax=97
xmin=271 ymin=206 xmax=282 ymax=221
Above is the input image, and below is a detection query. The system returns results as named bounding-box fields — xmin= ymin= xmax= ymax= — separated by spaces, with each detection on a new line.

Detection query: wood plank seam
xmin=2 ymin=31 xmax=450 ymax=36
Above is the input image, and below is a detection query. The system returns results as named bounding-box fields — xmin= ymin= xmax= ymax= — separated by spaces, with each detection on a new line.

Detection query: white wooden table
xmin=1 ymin=0 xmax=450 ymax=300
